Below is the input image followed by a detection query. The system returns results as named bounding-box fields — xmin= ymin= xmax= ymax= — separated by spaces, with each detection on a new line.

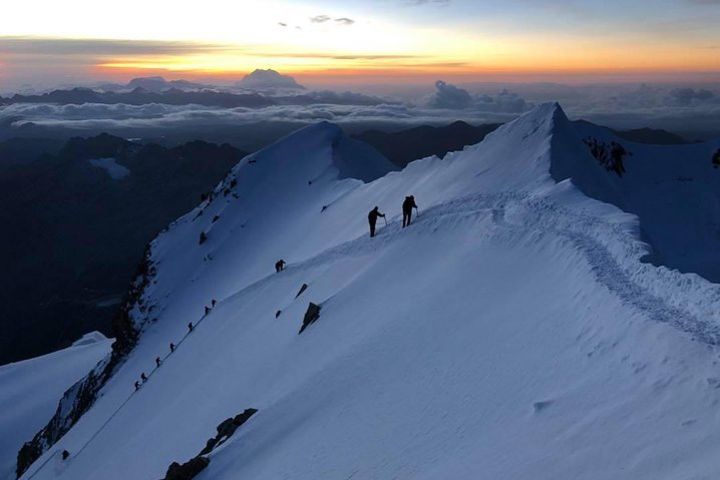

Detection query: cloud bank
xmin=427 ymin=80 xmax=530 ymax=113
xmin=0 ymin=99 xmax=527 ymax=134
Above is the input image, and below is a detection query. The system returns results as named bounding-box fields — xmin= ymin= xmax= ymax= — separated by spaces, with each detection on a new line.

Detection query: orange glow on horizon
xmin=91 ymin=35 xmax=720 ymax=84
xmin=95 ymin=60 xmax=720 ymax=84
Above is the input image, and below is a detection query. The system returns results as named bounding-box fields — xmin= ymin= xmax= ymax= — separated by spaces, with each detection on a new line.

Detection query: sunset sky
xmin=1 ymin=0 xmax=719 ymax=89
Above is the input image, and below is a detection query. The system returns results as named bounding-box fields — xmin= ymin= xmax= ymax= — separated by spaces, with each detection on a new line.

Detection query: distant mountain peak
xmin=238 ymin=69 xmax=305 ymax=90
xmin=126 ymin=77 xmax=208 ymax=92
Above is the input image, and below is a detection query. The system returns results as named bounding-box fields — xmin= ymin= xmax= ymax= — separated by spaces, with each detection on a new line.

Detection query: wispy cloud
xmin=309 ymin=15 xmax=332 ymax=23
xmin=240 ymin=52 xmax=422 ymax=61
xmin=0 ymin=36 xmax=230 ymax=56
xmin=309 ymin=15 xmax=356 ymax=26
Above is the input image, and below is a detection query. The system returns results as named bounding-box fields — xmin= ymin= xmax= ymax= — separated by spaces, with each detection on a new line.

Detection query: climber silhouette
xmin=402 ymin=195 xmax=418 ymax=228
xmin=368 ymin=206 xmax=385 ymax=238
xmin=140 ymin=373 xmax=148 ymax=382
xmin=169 ymin=342 xmax=175 ymax=352
xmin=134 ymin=381 xmax=140 ymax=391
xmin=275 ymin=259 xmax=286 ymax=273
xmin=155 ymin=356 xmax=162 ymax=368
xmin=188 ymin=322 xmax=194 ymax=333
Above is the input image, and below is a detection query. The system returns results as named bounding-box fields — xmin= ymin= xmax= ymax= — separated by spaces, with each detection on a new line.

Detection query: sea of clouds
xmin=1 ymin=80 xmax=719 ymax=144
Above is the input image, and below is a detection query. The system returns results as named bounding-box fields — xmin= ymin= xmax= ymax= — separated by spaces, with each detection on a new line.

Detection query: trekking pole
xmin=383 ymin=217 xmax=387 ymax=227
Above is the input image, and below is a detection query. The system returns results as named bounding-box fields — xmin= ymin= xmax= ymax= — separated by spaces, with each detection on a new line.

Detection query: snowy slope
xmin=21 ymin=104 xmax=720 ymax=480
xmin=566 ymin=121 xmax=720 ymax=282
xmin=0 ymin=333 xmax=111 ymax=480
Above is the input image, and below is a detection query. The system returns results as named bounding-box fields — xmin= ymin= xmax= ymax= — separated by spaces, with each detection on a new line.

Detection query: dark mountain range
xmin=354 ymin=121 xmax=502 ymax=167
xmin=0 ymin=137 xmax=65 ymax=168
xmin=609 ymin=126 xmax=692 ymax=145
xmin=356 ymin=120 xmax=691 ymax=168
xmin=573 ymin=120 xmax=692 ymax=145
xmin=0 ymin=134 xmax=246 ymax=364
xmin=0 ymin=86 xmax=390 ymax=110
xmin=0 ymin=87 xmax=275 ymax=108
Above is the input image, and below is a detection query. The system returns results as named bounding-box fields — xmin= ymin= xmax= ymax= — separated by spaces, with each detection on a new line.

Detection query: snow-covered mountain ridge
xmin=18 ymin=103 xmax=720 ymax=480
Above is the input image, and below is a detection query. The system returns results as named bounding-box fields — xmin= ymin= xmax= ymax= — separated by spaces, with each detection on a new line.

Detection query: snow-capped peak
xmin=237 ymin=120 xmax=396 ymax=184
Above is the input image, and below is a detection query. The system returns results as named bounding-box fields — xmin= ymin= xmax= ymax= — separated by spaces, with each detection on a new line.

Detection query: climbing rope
xmin=22 ymin=451 xmax=59 ymax=480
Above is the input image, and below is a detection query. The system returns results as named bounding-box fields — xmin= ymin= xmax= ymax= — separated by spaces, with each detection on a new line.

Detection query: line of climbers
xmin=133 ymin=298 xmax=217 ymax=391
xmin=368 ymin=195 xmax=419 ymax=238
xmin=33 ymin=296 xmax=222 ymax=475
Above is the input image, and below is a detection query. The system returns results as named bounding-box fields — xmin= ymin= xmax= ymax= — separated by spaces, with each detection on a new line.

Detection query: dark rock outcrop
xmin=583 ymin=137 xmax=630 ymax=177
xmin=298 ymin=303 xmax=321 ymax=334
xmin=162 ymin=457 xmax=210 ymax=480
xmin=295 ymin=283 xmax=308 ymax=298
xmin=199 ymin=409 xmax=258 ymax=455
xmin=161 ymin=408 xmax=257 ymax=480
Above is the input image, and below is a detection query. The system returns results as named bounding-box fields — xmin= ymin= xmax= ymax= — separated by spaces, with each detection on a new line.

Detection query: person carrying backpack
xmin=402 ymin=195 xmax=418 ymax=228
xmin=368 ymin=206 xmax=385 ymax=238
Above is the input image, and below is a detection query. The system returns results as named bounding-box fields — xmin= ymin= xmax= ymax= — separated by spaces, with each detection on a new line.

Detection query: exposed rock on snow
xmin=161 ymin=457 xmax=209 ymax=480
xmin=582 ymin=137 xmax=629 ymax=177
xmin=298 ymin=303 xmax=321 ymax=334
xmin=198 ymin=409 xmax=257 ymax=455
xmin=295 ymin=283 xmax=308 ymax=298
xmin=161 ymin=409 xmax=257 ymax=480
